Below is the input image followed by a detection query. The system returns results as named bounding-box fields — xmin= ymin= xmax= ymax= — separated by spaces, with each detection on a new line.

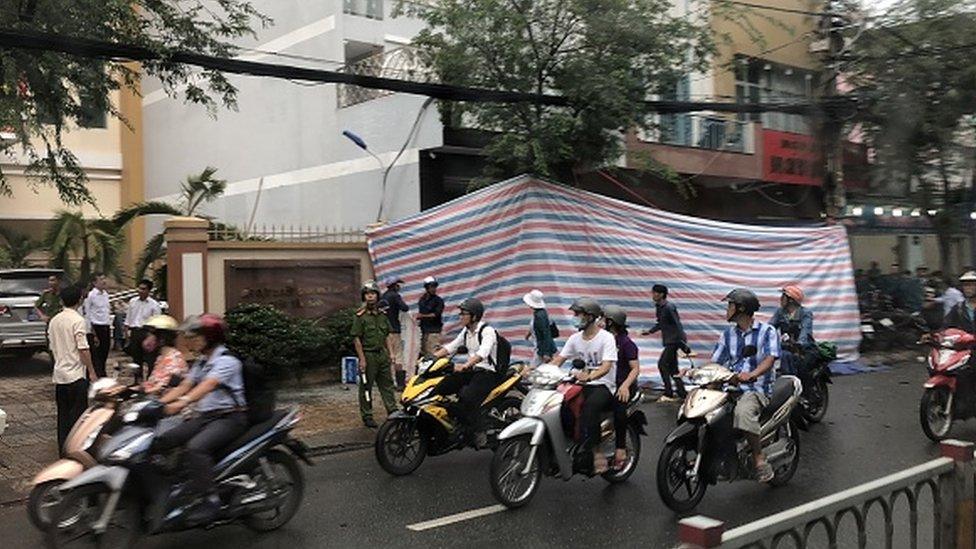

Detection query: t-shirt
xmin=48 ymin=308 xmax=90 ymax=384
xmin=614 ymin=331 xmax=639 ymax=387
xmin=143 ymin=348 xmax=188 ymax=393
xmin=442 ymin=321 xmax=497 ymax=373
xmin=188 ymin=345 xmax=245 ymax=413
xmin=126 ymin=296 xmax=162 ymax=328
xmin=559 ymin=329 xmax=618 ymax=393
xmin=418 ymin=293 xmax=445 ymax=333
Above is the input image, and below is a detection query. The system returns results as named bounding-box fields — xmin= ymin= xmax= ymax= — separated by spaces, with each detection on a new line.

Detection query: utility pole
xmin=820 ymin=0 xmax=848 ymax=223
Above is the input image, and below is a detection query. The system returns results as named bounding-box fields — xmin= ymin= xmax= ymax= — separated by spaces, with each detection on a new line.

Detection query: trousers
xmin=434 ymin=369 xmax=497 ymax=432
xmin=154 ymin=411 xmax=248 ymax=494
xmin=580 ymin=385 xmax=613 ymax=451
xmin=55 ymin=379 xmax=89 ymax=455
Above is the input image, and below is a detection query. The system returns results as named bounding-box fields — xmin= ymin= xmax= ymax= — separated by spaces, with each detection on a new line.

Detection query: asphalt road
xmin=0 ymin=358 xmax=968 ymax=548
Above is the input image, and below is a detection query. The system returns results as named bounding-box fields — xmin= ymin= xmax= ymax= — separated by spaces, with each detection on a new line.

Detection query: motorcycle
xmin=45 ymin=399 xmax=311 ymax=548
xmin=374 ymin=350 xmax=525 ymax=476
xmin=656 ymin=347 xmax=804 ymax=512
xmin=779 ymin=336 xmax=833 ymax=424
xmin=487 ymin=362 xmax=648 ymax=509
xmin=919 ymin=328 xmax=975 ymax=442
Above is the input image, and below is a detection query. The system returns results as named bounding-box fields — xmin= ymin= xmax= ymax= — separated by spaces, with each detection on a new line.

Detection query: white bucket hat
xmin=522 ymin=289 xmax=546 ymax=309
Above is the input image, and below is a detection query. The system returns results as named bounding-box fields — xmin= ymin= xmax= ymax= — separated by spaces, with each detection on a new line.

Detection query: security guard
xmin=351 ymin=280 xmax=399 ymax=428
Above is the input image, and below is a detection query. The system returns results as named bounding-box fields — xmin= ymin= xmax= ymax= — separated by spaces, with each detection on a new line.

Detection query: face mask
xmin=574 ymin=316 xmax=590 ymax=331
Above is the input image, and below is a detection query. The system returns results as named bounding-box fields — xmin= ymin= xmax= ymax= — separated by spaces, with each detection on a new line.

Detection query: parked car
xmin=0 ymin=268 xmax=64 ymax=357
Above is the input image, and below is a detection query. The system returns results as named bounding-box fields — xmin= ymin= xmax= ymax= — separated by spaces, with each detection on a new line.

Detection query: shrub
xmin=225 ymin=303 xmax=357 ymax=381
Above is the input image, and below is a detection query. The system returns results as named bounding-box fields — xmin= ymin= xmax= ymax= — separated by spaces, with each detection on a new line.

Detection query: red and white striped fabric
xmin=367 ymin=176 xmax=860 ymax=384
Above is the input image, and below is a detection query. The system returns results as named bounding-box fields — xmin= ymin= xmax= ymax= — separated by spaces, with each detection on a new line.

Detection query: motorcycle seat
xmin=216 ymin=409 xmax=289 ymax=461
xmin=759 ymin=377 xmax=798 ymax=424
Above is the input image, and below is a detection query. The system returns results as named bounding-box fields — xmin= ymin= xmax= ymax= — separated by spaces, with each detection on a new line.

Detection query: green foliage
xmin=225 ymin=303 xmax=357 ymax=381
xmin=44 ymin=210 xmax=124 ymax=282
xmin=0 ymin=225 xmax=42 ymax=267
xmin=0 ymin=2 xmax=270 ymax=205
xmin=397 ymin=0 xmax=717 ymax=181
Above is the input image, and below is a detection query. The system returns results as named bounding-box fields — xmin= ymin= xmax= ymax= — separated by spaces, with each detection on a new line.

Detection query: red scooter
xmin=920 ymin=328 xmax=976 ymax=441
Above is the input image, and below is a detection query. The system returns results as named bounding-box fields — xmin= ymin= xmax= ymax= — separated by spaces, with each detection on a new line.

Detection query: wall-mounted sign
xmin=762 ymin=129 xmax=822 ymax=186
xmin=225 ymin=259 xmax=361 ymax=319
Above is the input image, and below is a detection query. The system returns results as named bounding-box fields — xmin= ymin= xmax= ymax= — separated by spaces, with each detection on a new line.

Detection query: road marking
xmin=406 ymin=504 xmax=507 ymax=531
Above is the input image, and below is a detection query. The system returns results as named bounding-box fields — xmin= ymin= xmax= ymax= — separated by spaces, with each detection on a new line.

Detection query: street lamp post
xmin=342 ymin=130 xmax=390 ymax=223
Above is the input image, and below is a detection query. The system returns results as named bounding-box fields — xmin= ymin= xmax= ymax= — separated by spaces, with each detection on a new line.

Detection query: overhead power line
xmin=0 ymin=29 xmax=838 ymax=115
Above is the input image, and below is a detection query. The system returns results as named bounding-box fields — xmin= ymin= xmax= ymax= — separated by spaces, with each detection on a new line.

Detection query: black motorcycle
xmin=46 ymin=400 xmax=311 ymax=548
xmin=780 ymin=336 xmax=833 ymax=424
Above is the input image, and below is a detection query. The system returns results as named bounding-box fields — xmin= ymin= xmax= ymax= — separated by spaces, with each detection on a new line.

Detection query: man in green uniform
xmin=351 ymin=280 xmax=399 ymax=428
xmin=34 ymin=274 xmax=63 ymax=360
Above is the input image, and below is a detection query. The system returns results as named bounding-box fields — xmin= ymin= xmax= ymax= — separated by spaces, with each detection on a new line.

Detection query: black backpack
xmin=549 ymin=320 xmax=559 ymax=339
xmin=224 ymin=352 xmax=275 ymax=424
xmin=477 ymin=324 xmax=511 ymax=374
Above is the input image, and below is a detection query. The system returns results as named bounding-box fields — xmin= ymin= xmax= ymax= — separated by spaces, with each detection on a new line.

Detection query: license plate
xmin=861 ymin=324 xmax=875 ymax=334
xmin=879 ymin=318 xmax=894 ymax=328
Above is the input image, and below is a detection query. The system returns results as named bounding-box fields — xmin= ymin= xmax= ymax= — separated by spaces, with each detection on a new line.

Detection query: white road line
xmin=406 ymin=504 xmax=507 ymax=532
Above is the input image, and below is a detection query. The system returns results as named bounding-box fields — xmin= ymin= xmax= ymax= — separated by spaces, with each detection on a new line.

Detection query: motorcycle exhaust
xmin=763 ymin=439 xmax=791 ymax=465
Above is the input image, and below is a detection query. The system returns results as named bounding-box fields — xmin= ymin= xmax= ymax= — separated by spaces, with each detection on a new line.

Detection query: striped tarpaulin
xmin=366 ymin=175 xmax=860 ymax=384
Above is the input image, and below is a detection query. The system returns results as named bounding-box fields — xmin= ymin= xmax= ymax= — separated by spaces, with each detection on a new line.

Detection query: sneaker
xmin=363 ymin=418 xmax=378 ymax=428
xmin=756 ymin=460 xmax=775 ymax=483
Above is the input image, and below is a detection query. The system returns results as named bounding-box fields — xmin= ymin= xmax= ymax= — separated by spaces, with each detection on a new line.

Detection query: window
xmin=660 ymin=76 xmax=692 ymax=146
xmin=734 ymin=55 xmax=816 ymax=134
xmin=344 ymin=0 xmax=383 ymax=19
xmin=77 ymin=92 xmax=107 ymax=129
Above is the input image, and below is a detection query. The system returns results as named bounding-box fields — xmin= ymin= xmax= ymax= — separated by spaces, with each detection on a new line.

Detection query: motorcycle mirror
xmin=457 ymin=345 xmax=469 ymax=355
xmin=742 ymin=345 xmax=758 ymax=358
xmin=572 ymin=358 xmax=586 ymax=370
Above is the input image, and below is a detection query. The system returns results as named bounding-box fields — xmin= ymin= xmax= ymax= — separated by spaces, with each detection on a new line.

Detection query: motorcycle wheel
xmin=28 ymin=480 xmax=65 ymax=530
xmin=244 ymin=449 xmax=305 ymax=532
xmin=656 ymin=441 xmax=706 ymax=513
xmin=485 ymin=396 xmax=522 ymax=449
xmin=602 ymin=425 xmax=641 ymax=484
xmin=375 ymin=417 xmax=428 ymax=476
xmin=490 ymin=435 xmax=541 ymax=509
xmin=920 ymin=387 xmax=953 ymax=442
xmin=802 ymin=379 xmax=829 ymax=424
xmin=769 ymin=422 xmax=800 ymax=487
xmin=45 ymin=485 xmax=141 ymax=549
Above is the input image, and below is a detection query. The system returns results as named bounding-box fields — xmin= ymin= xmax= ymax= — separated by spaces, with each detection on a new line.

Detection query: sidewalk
xmin=0 ymin=352 xmax=382 ymax=505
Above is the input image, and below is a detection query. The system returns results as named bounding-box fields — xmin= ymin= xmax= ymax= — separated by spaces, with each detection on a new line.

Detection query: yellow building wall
xmin=711 ymin=0 xmax=821 ymax=100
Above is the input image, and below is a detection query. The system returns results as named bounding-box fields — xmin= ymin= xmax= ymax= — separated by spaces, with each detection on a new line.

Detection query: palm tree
xmin=112 ymin=167 xmax=228 ymax=286
xmin=0 ymin=226 xmax=43 ymax=268
xmin=44 ymin=211 xmax=124 ymax=282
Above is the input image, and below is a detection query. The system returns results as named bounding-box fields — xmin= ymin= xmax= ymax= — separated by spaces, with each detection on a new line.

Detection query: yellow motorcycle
xmin=375 ymin=352 xmax=525 ymax=475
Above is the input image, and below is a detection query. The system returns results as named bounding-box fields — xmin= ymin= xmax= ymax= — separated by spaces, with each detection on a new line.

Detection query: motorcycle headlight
xmin=411 ymin=386 xmax=435 ymax=404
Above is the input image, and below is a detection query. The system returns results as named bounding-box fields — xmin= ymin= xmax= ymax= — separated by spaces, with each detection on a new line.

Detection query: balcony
xmin=337 ymin=47 xmax=432 ymax=108
xmin=344 ymin=0 xmax=383 ymax=19
xmin=652 ymin=115 xmax=755 ymax=154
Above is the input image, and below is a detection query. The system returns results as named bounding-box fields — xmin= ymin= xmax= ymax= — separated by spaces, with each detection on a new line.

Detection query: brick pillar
xmin=164 ymin=217 xmax=209 ymax=321
xmin=940 ymin=439 xmax=975 ymax=549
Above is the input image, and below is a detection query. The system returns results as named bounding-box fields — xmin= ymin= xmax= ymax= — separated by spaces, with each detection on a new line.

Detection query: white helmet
xmin=960 ymin=271 xmax=976 ymax=283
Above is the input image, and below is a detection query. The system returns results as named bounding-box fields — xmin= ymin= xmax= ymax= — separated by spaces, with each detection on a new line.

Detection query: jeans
xmin=435 ymin=369 xmax=498 ymax=433
xmin=613 ymin=382 xmax=636 ymax=449
xmin=659 ymin=344 xmax=686 ymax=398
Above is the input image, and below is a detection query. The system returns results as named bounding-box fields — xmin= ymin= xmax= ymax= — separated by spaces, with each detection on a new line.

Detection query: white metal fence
xmin=678 ymin=440 xmax=975 ymax=549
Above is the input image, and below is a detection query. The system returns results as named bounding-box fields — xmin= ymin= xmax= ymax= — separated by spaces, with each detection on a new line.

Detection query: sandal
xmin=592 ymin=453 xmax=609 ymax=475
xmin=613 ymin=449 xmax=628 ymax=470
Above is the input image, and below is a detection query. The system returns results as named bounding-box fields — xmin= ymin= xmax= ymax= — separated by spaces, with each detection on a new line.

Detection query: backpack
xmin=549 ymin=320 xmax=559 ymax=339
xmin=477 ymin=324 xmax=511 ymax=374
xmin=224 ymin=352 xmax=276 ymax=424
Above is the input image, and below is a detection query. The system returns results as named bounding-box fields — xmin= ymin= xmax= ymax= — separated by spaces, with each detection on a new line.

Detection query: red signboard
xmin=762 ymin=130 xmax=822 ymax=186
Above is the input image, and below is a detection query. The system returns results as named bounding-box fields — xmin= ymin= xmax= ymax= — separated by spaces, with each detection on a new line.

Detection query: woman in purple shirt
xmin=603 ymin=305 xmax=640 ymax=470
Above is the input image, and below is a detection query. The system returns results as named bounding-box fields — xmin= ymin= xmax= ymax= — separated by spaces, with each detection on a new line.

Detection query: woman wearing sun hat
xmin=523 ymin=289 xmax=557 ymax=366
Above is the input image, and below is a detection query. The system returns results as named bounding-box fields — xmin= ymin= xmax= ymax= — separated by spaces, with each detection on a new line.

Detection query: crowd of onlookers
xmin=855 ymin=261 xmax=971 ymax=321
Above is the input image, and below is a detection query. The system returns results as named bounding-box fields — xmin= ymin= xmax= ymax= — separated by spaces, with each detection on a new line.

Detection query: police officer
xmin=351 ymin=280 xmax=399 ymax=428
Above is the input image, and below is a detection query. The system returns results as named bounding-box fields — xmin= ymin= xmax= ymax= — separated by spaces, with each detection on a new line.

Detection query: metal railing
xmin=207 ymin=224 xmax=366 ymax=244
xmin=343 ymin=0 xmax=384 ymax=19
xmin=651 ymin=115 xmax=755 ymax=154
xmin=678 ymin=440 xmax=975 ymax=549
xmin=337 ymin=47 xmax=433 ymax=108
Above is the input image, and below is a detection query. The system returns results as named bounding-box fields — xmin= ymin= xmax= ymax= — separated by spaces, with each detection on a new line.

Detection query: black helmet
xmin=361 ymin=280 xmax=381 ymax=300
xmin=458 ymin=297 xmax=485 ymax=321
xmin=603 ymin=305 xmax=627 ymax=329
xmin=723 ymin=289 xmax=760 ymax=315
xmin=569 ymin=297 xmax=602 ymax=318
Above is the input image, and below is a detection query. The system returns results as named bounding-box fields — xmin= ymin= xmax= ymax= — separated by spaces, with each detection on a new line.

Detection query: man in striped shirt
xmin=710 ymin=288 xmax=780 ymax=483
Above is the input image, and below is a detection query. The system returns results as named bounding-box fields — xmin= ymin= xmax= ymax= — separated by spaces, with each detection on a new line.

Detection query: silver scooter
xmin=488 ymin=361 xmax=647 ymax=509
xmin=656 ymin=346 xmax=805 ymax=512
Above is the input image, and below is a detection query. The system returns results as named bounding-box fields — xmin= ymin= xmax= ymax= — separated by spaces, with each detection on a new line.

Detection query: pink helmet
xmin=782 ymin=285 xmax=805 ymax=305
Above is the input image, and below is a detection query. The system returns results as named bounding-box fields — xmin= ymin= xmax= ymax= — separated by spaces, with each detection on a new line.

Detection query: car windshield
xmin=0 ymin=276 xmax=51 ymax=296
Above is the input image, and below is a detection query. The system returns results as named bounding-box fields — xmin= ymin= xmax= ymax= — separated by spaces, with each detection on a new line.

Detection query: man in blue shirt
xmin=381 ymin=276 xmax=410 ymax=389
xmin=710 ymin=289 xmax=780 ymax=483
xmin=416 ymin=276 xmax=445 ymax=358
xmin=157 ymin=314 xmax=248 ymax=521
xmin=945 ymin=271 xmax=976 ymax=333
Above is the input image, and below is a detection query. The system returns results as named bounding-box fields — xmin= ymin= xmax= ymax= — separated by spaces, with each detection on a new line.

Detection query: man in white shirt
xmin=83 ymin=273 xmax=111 ymax=378
xmin=125 ymin=278 xmax=162 ymax=374
xmin=48 ymin=285 xmax=98 ymax=454
xmin=548 ymin=297 xmax=618 ymax=474
xmin=433 ymin=298 xmax=499 ymax=448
